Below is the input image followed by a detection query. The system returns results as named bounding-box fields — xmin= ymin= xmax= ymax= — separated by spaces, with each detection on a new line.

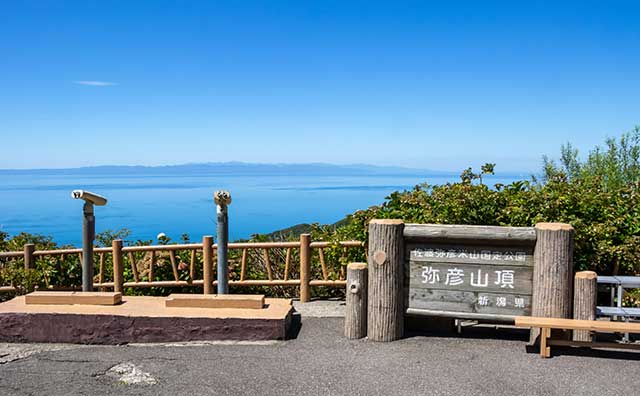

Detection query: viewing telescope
xmin=71 ymin=190 xmax=107 ymax=206
xmin=71 ymin=190 xmax=108 ymax=291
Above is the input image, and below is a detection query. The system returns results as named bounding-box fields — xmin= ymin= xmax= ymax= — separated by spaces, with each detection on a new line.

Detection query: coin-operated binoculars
xmin=214 ymin=190 xmax=232 ymax=294
xmin=71 ymin=190 xmax=108 ymax=291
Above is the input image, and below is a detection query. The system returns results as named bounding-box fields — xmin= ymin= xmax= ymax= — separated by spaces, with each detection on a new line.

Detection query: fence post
xmin=23 ymin=244 xmax=35 ymax=270
xmin=367 ymin=219 xmax=405 ymax=342
xmin=531 ymin=222 xmax=574 ymax=343
xmin=345 ymin=263 xmax=368 ymax=339
xmin=573 ymin=270 xmax=597 ymax=342
xmin=203 ymin=236 xmax=214 ymax=294
xmin=112 ymin=239 xmax=124 ymax=294
xmin=299 ymin=233 xmax=311 ymax=303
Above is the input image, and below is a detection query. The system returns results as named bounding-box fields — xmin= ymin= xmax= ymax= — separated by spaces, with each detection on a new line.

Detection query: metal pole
xmin=82 ymin=202 xmax=95 ymax=291
xmin=214 ymin=191 xmax=232 ymax=294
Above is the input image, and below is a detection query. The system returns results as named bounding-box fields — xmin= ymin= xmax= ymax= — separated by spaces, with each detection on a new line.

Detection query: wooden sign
xmin=405 ymin=224 xmax=536 ymax=321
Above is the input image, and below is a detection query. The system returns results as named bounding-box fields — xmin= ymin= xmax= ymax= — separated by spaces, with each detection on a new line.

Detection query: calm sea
xmin=0 ymin=170 xmax=520 ymax=246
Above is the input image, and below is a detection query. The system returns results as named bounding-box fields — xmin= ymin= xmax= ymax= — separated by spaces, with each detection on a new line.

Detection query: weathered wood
xmin=169 ymin=250 xmax=180 ymax=281
xmin=573 ymin=271 xmax=597 ymax=342
xmin=112 ymin=240 xmax=124 ymax=294
xmin=299 ymin=234 xmax=311 ymax=303
xmin=531 ymin=223 xmax=574 ymax=343
xmin=263 ymin=248 xmax=273 ymax=281
xmin=203 ymin=236 xmax=214 ymax=294
xmin=23 ymin=244 xmax=35 ymax=270
xmin=25 ymin=291 xmax=122 ymax=306
xmin=409 ymin=262 xmax=534 ymax=293
xmin=98 ymin=252 xmax=105 ymax=284
xmin=345 ymin=263 xmax=367 ymax=339
xmin=409 ymin=244 xmax=534 ymax=267
xmin=190 ymin=250 xmax=196 ymax=281
xmin=240 ymin=248 xmax=247 ymax=281
xmin=409 ymin=289 xmax=532 ymax=317
xmin=128 ymin=252 xmax=140 ymax=283
xmin=318 ymin=248 xmax=328 ymax=280
xmin=340 ymin=247 xmax=348 ymax=280
xmin=367 ymin=219 xmax=405 ymax=342
xmin=148 ymin=251 xmax=155 ymax=283
xmin=404 ymin=224 xmax=536 ymax=244
xmin=407 ymin=239 xmax=534 ymax=319
xmin=284 ymin=248 xmax=291 ymax=281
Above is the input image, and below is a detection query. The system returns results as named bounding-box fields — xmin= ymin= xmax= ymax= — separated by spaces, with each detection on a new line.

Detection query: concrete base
xmin=0 ymin=296 xmax=293 ymax=344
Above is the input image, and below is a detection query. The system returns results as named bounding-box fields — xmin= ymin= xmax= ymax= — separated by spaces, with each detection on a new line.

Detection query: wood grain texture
xmin=407 ymin=239 xmax=534 ymax=320
xmin=367 ymin=220 xmax=404 ymax=342
xmin=404 ymin=224 xmax=536 ymax=244
xmin=530 ymin=223 xmax=574 ymax=343
xmin=573 ymin=271 xmax=597 ymax=342
xmin=299 ymin=234 xmax=311 ymax=303
xmin=409 ymin=289 xmax=532 ymax=317
xmin=408 ymin=262 xmax=533 ymax=294
xmin=516 ymin=316 xmax=640 ymax=333
xmin=203 ymin=236 xmax=214 ymax=294
xmin=408 ymin=243 xmax=534 ymax=267
xmin=345 ymin=263 xmax=368 ymax=339
xmin=112 ymin=240 xmax=124 ymax=294
xmin=23 ymin=244 xmax=35 ymax=270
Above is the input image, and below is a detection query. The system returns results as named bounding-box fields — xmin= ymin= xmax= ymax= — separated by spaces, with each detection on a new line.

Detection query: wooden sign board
xmin=405 ymin=224 xmax=536 ymax=321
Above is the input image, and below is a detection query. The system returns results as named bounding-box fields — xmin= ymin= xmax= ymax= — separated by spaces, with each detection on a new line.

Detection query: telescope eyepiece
xmin=71 ymin=190 xmax=108 ymax=206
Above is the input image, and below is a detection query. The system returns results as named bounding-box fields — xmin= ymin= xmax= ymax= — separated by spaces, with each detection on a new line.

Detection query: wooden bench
xmin=515 ymin=316 xmax=640 ymax=358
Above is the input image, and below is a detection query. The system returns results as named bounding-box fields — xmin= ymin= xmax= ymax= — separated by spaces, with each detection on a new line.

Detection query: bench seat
xmin=515 ymin=316 xmax=640 ymax=358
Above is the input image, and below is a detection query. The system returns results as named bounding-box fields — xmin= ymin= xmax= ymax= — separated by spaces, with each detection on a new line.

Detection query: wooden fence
xmin=0 ymin=234 xmax=364 ymax=302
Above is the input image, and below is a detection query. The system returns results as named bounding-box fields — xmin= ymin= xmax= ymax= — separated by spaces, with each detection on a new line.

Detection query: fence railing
xmin=0 ymin=234 xmax=365 ymax=301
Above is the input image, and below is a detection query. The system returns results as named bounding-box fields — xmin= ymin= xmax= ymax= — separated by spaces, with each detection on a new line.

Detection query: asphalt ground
xmin=1 ymin=305 xmax=639 ymax=396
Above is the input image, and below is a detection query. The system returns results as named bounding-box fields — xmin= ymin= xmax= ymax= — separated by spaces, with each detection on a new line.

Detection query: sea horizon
xmin=0 ymin=162 xmax=525 ymax=246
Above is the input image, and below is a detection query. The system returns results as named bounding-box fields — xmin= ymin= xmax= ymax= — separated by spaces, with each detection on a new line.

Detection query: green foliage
xmin=460 ymin=163 xmax=496 ymax=185
xmin=543 ymin=126 xmax=640 ymax=190
xmin=333 ymin=168 xmax=640 ymax=278
xmin=95 ymin=228 xmax=132 ymax=247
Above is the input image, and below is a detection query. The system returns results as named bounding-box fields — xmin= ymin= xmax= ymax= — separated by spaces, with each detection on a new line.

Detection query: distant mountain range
xmin=0 ymin=162 xmax=458 ymax=177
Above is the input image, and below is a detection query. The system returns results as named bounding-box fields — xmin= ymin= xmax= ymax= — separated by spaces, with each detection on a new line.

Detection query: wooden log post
xmin=345 ymin=263 xmax=368 ymax=339
xmin=531 ymin=222 xmax=574 ymax=343
xmin=23 ymin=244 xmax=35 ymax=270
xmin=367 ymin=219 xmax=405 ymax=342
xmin=203 ymin=236 xmax=214 ymax=294
xmin=112 ymin=239 xmax=124 ymax=294
xmin=573 ymin=271 xmax=597 ymax=342
xmin=299 ymin=233 xmax=311 ymax=303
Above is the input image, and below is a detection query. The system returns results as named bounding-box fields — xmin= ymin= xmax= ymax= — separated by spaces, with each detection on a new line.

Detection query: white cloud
xmin=73 ymin=80 xmax=118 ymax=87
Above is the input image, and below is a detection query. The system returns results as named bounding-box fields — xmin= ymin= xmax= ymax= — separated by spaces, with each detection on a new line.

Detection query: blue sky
xmin=1 ymin=1 xmax=638 ymax=172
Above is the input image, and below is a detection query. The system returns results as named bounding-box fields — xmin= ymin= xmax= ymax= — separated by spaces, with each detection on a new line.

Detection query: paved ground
xmin=1 ymin=302 xmax=639 ymax=396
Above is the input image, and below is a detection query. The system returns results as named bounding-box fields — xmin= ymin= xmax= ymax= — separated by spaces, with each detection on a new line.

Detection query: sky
xmin=1 ymin=1 xmax=639 ymax=172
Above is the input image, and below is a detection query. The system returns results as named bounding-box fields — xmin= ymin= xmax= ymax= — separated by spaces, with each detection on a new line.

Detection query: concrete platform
xmin=0 ymin=296 xmax=293 ymax=344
